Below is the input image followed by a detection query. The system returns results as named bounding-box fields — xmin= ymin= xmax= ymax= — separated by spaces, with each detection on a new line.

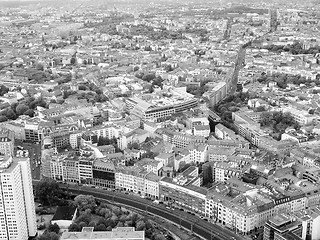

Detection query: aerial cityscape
xmin=1 ymin=0 xmax=320 ymax=240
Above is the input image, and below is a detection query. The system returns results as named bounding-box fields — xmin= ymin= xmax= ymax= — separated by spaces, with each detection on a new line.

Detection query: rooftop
xmin=61 ymin=227 xmax=144 ymax=240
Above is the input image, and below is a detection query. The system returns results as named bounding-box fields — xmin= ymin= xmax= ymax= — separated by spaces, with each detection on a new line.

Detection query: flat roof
xmin=61 ymin=227 xmax=144 ymax=240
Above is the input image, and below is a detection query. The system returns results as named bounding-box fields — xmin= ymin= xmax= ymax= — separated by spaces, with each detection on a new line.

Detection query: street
xmin=22 ymin=143 xmax=42 ymax=180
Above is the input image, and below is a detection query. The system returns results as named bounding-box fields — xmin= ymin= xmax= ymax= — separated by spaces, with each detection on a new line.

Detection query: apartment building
xmin=116 ymin=166 xmax=144 ymax=193
xmin=91 ymin=123 xmax=122 ymax=140
xmin=118 ymin=128 xmax=149 ymax=150
xmin=0 ymin=156 xmax=37 ymax=240
xmin=135 ymin=158 xmax=163 ymax=175
xmin=205 ymin=182 xmax=275 ymax=234
xmin=92 ymin=158 xmax=115 ymax=189
xmin=233 ymin=111 xmax=269 ymax=147
xmin=208 ymin=146 xmax=235 ymax=162
xmin=204 ymin=81 xmax=227 ymax=107
xmin=186 ymin=144 xmax=208 ymax=163
xmin=50 ymin=157 xmax=64 ymax=181
xmin=69 ymin=130 xmax=84 ymax=149
xmin=115 ymin=165 xmax=160 ymax=199
xmin=186 ymin=117 xmax=210 ymax=129
xmin=212 ymin=161 xmax=244 ymax=182
xmin=282 ymin=106 xmax=317 ymax=126
xmin=0 ymin=128 xmax=14 ymax=156
xmin=0 ymin=122 xmax=25 ymax=140
xmin=159 ymin=176 xmax=207 ymax=215
xmin=193 ymin=125 xmax=210 ymax=137
xmin=62 ymin=157 xmax=80 ymax=183
xmin=78 ymin=157 xmax=94 ymax=184
xmin=25 ymin=121 xmax=42 ymax=143
xmin=171 ymin=133 xmax=206 ymax=148
xmin=145 ymin=172 xmax=160 ymax=199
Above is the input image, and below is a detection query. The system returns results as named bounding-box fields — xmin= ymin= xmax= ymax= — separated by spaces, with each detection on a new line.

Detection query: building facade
xmin=0 ymin=156 xmax=37 ymax=240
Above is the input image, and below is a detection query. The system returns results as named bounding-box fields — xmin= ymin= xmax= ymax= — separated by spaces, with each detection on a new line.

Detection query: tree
xmin=117 ymin=221 xmax=124 ymax=227
xmin=36 ymin=63 xmax=44 ymax=71
xmin=5 ymin=108 xmax=17 ymax=120
xmin=68 ymin=223 xmax=81 ymax=232
xmin=79 ymin=221 xmax=87 ymax=230
xmin=165 ymin=64 xmax=173 ymax=72
xmin=136 ymin=220 xmax=146 ymax=231
xmin=23 ymin=109 xmax=35 ymax=117
xmin=142 ymin=73 xmax=155 ymax=82
xmin=37 ymin=232 xmax=59 ymax=240
xmin=70 ymin=57 xmax=76 ymax=65
xmin=74 ymin=195 xmax=97 ymax=211
xmin=255 ymin=106 xmax=266 ymax=112
xmin=260 ymin=112 xmax=273 ymax=126
xmin=95 ymin=224 xmax=107 ymax=231
xmin=153 ymin=234 xmax=166 ymax=240
xmin=16 ymin=104 xmax=29 ymax=115
xmin=88 ymin=221 xmax=96 ymax=228
xmin=47 ymin=223 xmax=60 ymax=234
xmin=0 ymin=85 xmax=9 ymax=96
xmin=128 ymin=142 xmax=139 ymax=149
xmin=34 ymin=179 xmax=62 ymax=206
xmin=107 ymin=226 xmax=112 ymax=231
xmin=105 ymin=218 xmax=116 ymax=228
xmin=0 ymin=115 xmax=8 ymax=122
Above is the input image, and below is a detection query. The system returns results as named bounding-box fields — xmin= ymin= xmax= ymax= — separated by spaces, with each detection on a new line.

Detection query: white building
xmin=282 ymin=106 xmax=317 ymax=126
xmin=0 ymin=156 xmax=37 ymax=240
xmin=145 ymin=172 xmax=160 ymax=199
xmin=61 ymin=227 xmax=145 ymax=240
xmin=193 ymin=125 xmax=210 ymax=137
xmin=69 ymin=131 xmax=83 ymax=149
xmin=186 ymin=144 xmax=208 ymax=163
xmin=115 ymin=166 xmax=160 ymax=199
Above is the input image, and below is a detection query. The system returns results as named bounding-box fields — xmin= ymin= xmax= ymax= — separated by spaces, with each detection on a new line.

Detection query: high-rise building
xmin=0 ymin=156 xmax=37 ymax=240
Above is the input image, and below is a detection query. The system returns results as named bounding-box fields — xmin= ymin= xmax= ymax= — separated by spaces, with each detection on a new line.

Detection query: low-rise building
xmin=61 ymin=227 xmax=145 ymax=240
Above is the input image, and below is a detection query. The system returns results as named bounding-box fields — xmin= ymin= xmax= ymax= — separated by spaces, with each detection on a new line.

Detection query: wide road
xmin=58 ymin=184 xmax=244 ymax=240
xmin=227 ymin=46 xmax=246 ymax=96
xmin=23 ymin=143 xmax=41 ymax=180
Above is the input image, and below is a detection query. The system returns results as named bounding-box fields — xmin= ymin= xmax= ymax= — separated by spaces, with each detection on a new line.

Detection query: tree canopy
xmin=0 ymin=85 xmax=9 ymax=96
xmin=37 ymin=232 xmax=59 ymax=240
xmin=34 ymin=179 xmax=63 ymax=206
xmin=74 ymin=195 xmax=97 ymax=212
